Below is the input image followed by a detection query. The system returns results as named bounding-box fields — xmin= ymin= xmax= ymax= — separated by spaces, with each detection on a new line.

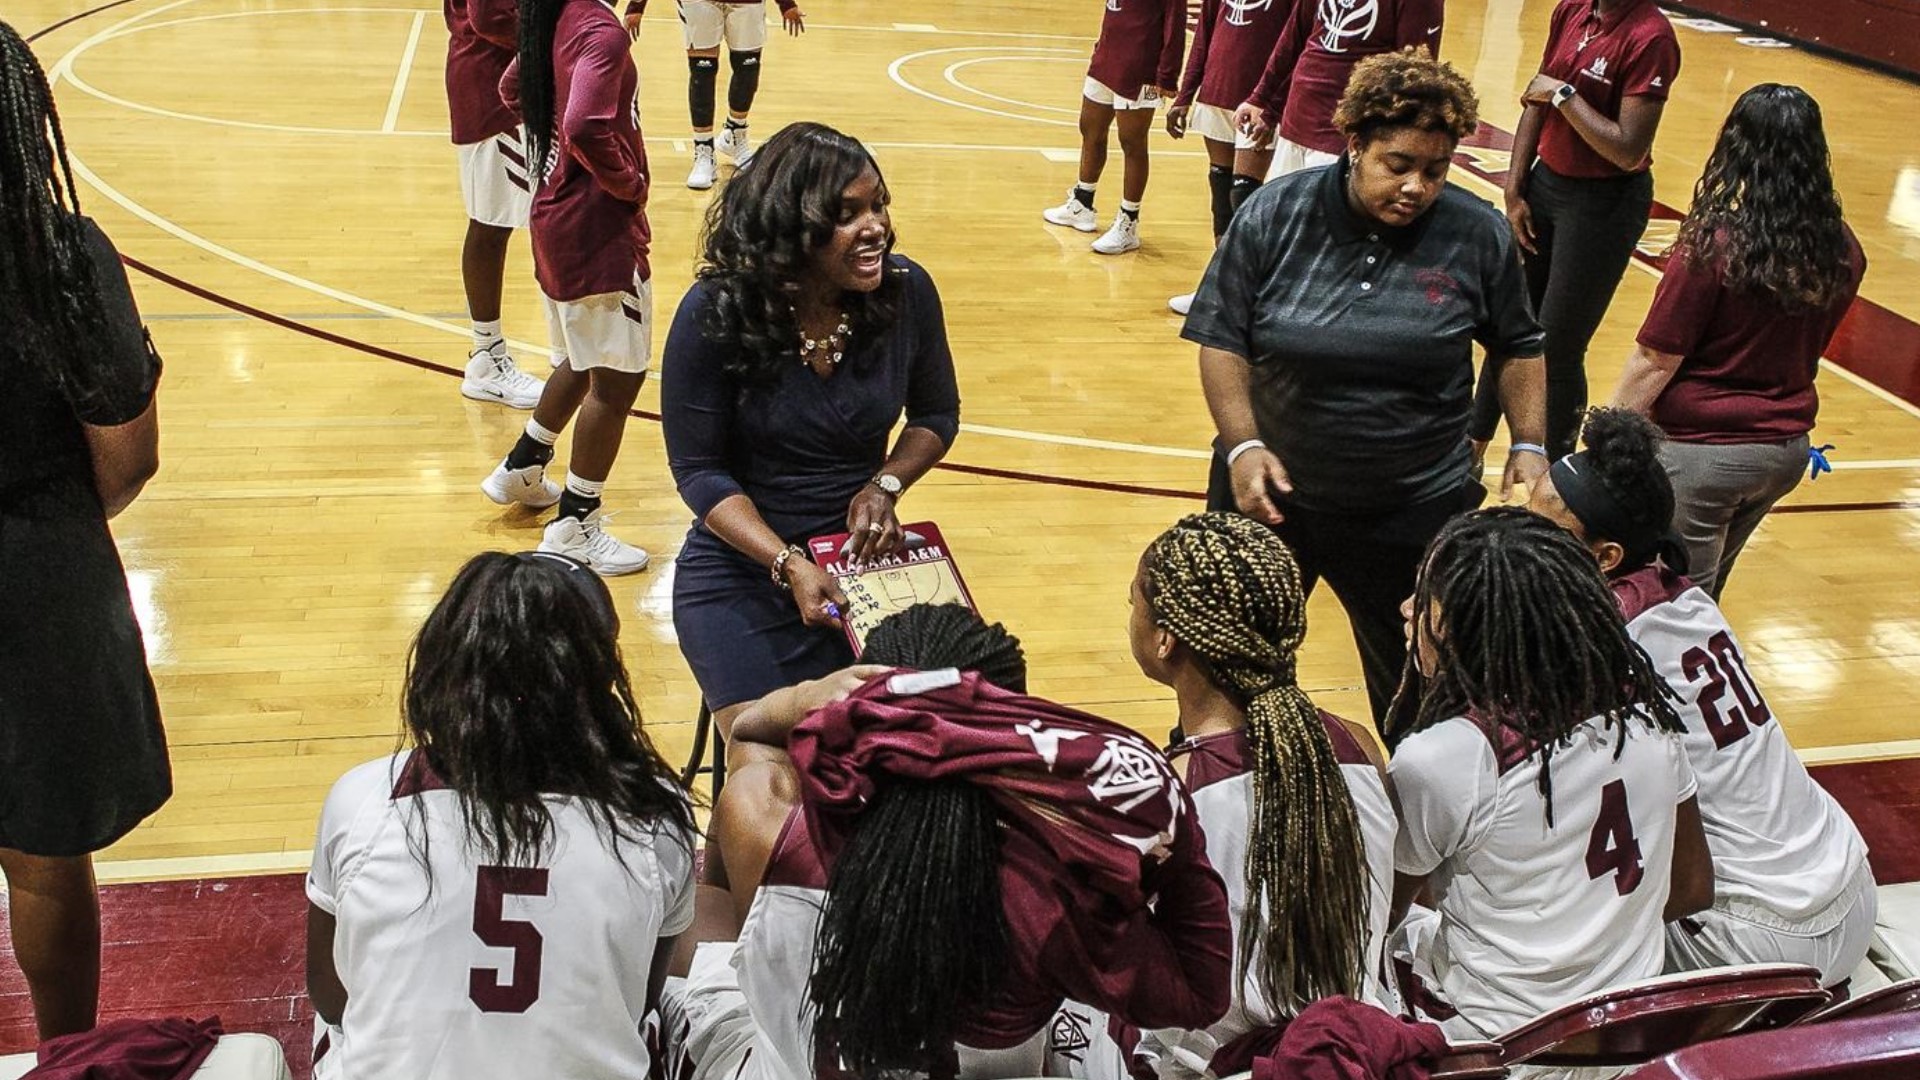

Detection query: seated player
xmin=306 ymin=552 xmax=697 ymax=1078
xmin=1049 ymin=513 xmax=1397 ymax=1079
xmin=1387 ymin=508 xmax=1713 ymax=1040
xmin=676 ymin=603 xmax=1233 ymax=1080
xmin=1529 ymin=408 xmax=1876 ymax=988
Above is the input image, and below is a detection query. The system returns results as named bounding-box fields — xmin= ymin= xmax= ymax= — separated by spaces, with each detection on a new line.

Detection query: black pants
xmin=1472 ymin=162 xmax=1653 ymax=458
xmin=1208 ymin=455 xmax=1484 ymax=731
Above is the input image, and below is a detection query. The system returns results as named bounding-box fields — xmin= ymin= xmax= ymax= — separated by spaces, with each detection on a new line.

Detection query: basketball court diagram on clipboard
xmin=807 ymin=522 xmax=978 ymax=653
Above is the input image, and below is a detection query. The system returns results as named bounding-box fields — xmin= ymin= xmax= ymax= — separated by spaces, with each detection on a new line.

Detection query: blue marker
xmin=824 ymin=602 xmax=843 ymax=621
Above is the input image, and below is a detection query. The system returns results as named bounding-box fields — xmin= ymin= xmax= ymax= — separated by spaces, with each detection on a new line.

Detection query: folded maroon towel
xmin=26 ymin=1016 xmax=223 ymax=1080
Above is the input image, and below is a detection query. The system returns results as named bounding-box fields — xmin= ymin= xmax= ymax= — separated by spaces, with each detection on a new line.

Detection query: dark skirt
xmin=671 ymin=528 xmax=857 ymax=711
xmin=0 ymin=500 xmax=171 ymax=857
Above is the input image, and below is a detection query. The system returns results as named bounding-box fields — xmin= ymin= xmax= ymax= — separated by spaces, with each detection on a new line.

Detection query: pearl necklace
xmin=798 ymin=311 xmax=852 ymax=368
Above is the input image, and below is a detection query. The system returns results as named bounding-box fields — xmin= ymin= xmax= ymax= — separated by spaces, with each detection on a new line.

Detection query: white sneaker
xmin=1092 ymin=213 xmax=1141 ymax=255
xmin=461 ymin=348 xmax=545 ymax=409
xmin=481 ymin=459 xmax=562 ymax=509
xmin=540 ymin=510 xmax=650 ymax=576
xmin=717 ymin=125 xmax=753 ymax=165
xmin=1042 ymin=189 xmax=1098 ymax=233
xmin=1168 ymin=292 xmax=1194 ymax=315
xmin=687 ymin=143 xmax=717 ymax=190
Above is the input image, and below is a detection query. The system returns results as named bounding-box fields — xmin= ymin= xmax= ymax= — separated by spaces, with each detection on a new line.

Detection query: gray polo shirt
xmin=1183 ymin=157 xmax=1543 ymax=513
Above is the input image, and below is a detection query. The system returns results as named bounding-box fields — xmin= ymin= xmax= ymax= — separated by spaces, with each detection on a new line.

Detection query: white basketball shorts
xmin=1083 ymin=77 xmax=1162 ymax=111
xmin=543 ymin=273 xmax=653 ymax=374
xmin=1265 ymin=137 xmax=1340 ymax=181
xmin=679 ymin=0 xmax=767 ymax=51
xmin=457 ymin=128 xmax=532 ymax=229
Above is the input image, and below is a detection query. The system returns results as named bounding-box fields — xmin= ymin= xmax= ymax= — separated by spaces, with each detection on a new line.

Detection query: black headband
xmin=1550 ymin=453 xmax=1667 ymax=565
xmin=516 ymin=550 xmax=617 ymax=629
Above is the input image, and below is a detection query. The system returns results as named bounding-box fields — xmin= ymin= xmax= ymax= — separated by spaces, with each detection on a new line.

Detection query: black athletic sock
xmin=1229 ymin=174 xmax=1262 ymax=214
xmin=724 ymin=117 xmax=747 ymax=131
xmin=694 ymin=136 xmax=715 ymax=148
xmin=504 ymin=432 xmax=555 ymax=471
xmin=1119 ymin=201 xmax=1140 ymax=222
xmin=555 ymin=489 xmax=601 ymax=524
xmin=1072 ymin=184 xmax=1097 ymax=211
xmin=1207 ymin=164 xmax=1233 ymax=239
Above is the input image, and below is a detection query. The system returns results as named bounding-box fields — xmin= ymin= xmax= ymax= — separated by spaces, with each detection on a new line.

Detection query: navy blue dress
xmin=662 ymin=255 xmax=961 ymax=709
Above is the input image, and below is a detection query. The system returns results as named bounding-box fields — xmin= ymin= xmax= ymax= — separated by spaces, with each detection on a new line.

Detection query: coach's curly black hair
xmin=1387 ymin=508 xmax=1683 ymax=823
xmin=1677 ymin=84 xmax=1851 ymax=312
xmin=1333 ymin=48 xmax=1478 ymax=145
xmin=806 ymin=603 xmax=1016 ymax=1078
xmin=402 ymin=552 xmax=695 ymax=873
xmin=1142 ymin=514 xmax=1369 ymax=1015
xmin=861 ymin=602 xmax=1027 ymax=693
xmin=697 ymin=121 xmax=901 ymax=385
xmin=0 ymin=19 xmax=119 ymax=411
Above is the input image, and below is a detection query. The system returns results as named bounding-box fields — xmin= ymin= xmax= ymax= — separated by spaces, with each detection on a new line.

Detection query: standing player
xmin=307 ymin=552 xmax=697 ymax=1078
xmin=1529 ymin=409 xmax=1876 ymax=989
xmin=624 ymin=0 xmax=807 ymax=189
xmin=448 ymin=0 xmax=547 ymax=408
xmin=1165 ymin=0 xmax=1293 ymax=315
xmin=1043 ymin=0 xmax=1188 ymax=255
xmin=481 ymin=0 xmax=655 ymax=574
xmin=1388 ymin=508 xmax=1713 ymax=1039
xmin=1233 ymin=0 xmax=1444 ymax=180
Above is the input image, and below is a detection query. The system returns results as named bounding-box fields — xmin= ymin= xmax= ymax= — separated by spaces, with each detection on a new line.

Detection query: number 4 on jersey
xmin=1585 ymin=779 xmax=1645 ymax=896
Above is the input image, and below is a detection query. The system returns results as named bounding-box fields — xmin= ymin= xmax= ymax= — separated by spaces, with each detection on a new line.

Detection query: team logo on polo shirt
xmin=1318 ymin=0 xmax=1380 ymax=52
xmin=1581 ymin=55 xmax=1612 ymax=83
xmin=1224 ymin=0 xmax=1276 ymax=26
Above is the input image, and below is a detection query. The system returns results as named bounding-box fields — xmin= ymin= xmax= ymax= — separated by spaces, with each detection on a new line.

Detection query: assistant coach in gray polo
xmin=1184 ymin=52 xmax=1549 ymax=729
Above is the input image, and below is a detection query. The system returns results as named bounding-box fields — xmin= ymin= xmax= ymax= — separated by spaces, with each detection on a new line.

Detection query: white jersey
xmin=1138 ymin=715 xmax=1397 ymax=1074
xmin=1390 ymin=714 xmax=1696 ymax=1038
xmin=308 ymin=752 xmax=696 ymax=1080
xmin=1614 ymin=566 xmax=1869 ymax=923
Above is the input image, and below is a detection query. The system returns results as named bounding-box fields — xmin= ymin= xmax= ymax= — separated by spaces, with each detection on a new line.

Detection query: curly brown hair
xmin=1333 ymin=49 xmax=1479 ymax=145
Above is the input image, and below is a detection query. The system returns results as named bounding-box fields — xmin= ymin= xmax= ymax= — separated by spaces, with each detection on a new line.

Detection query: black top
xmin=5 ymin=217 xmax=161 ymax=509
xmin=661 ymin=254 xmax=962 ymax=545
xmin=1182 ymin=158 xmax=1543 ymax=512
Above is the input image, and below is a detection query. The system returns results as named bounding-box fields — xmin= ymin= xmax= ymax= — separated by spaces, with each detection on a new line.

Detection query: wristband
xmin=1510 ymin=442 xmax=1549 ymax=460
xmin=1225 ymin=439 xmax=1267 ymax=467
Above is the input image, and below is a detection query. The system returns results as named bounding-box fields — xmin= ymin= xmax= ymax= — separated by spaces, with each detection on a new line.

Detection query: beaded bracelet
xmin=770 ymin=545 xmax=806 ymax=590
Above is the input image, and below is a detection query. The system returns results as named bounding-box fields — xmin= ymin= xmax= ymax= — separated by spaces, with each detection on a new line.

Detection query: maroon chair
xmin=1635 ymin=1011 xmax=1920 ymax=1079
xmin=1497 ymin=964 xmax=1830 ymax=1068
xmin=1427 ymin=1041 xmax=1507 ymax=1079
xmin=1803 ymin=977 xmax=1920 ymax=1025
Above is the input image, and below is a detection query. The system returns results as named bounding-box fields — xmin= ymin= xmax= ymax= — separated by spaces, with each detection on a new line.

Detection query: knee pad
xmin=726 ymin=49 xmax=762 ymax=114
xmin=1229 ymin=174 xmax=1262 ymax=213
xmin=688 ymin=55 xmax=718 ymax=129
xmin=1207 ymin=164 xmax=1233 ymax=239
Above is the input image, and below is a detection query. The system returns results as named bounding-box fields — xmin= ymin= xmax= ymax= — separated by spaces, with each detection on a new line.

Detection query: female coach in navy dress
xmin=662 ymin=122 xmax=961 ymax=734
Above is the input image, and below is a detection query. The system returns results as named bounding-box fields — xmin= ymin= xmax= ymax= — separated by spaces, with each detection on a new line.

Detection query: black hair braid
xmin=0 ymin=19 xmax=118 ymax=404
xmin=808 ymin=781 xmax=1009 ymax=1079
xmin=1143 ymin=513 xmax=1369 ymax=1014
xmin=861 ymin=603 xmax=1027 ymax=694
xmin=514 ymin=0 xmax=562 ymax=190
xmin=1575 ymin=407 xmax=1680 ymax=571
xmin=1386 ymin=509 xmax=1684 ymax=825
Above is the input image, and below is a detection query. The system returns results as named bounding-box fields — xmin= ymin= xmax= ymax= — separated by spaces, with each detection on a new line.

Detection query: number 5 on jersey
xmin=1585 ymin=779 xmax=1645 ymax=896
xmin=470 ymin=866 xmax=549 ymax=1013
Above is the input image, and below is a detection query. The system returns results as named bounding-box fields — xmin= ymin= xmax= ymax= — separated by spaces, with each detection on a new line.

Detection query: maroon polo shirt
xmin=1245 ymin=0 xmax=1444 ymax=156
xmin=444 ymin=0 xmax=519 ymax=145
xmin=1535 ymin=0 xmax=1680 ymax=178
xmin=1088 ymin=0 xmax=1190 ymax=101
xmin=1174 ymin=0 xmax=1294 ymax=111
xmin=1639 ymin=226 xmax=1865 ymax=444
xmin=501 ymin=0 xmax=651 ymax=301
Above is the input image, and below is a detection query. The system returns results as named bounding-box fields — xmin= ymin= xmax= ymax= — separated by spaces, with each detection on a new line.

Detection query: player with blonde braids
xmin=1049 ymin=512 xmax=1397 ymax=1079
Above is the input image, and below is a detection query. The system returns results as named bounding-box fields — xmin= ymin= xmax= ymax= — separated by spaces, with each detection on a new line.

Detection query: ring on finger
xmin=867 ymin=523 xmax=884 ymax=533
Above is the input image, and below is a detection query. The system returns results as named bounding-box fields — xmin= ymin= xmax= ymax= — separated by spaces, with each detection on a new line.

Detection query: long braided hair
xmin=0 ymin=20 xmax=117 ymax=405
xmin=1386 ymin=508 xmax=1684 ymax=824
xmin=806 ymin=603 xmax=1021 ymax=1078
xmin=1140 ymin=513 xmax=1369 ymax=1015
xmin=514 ymin=0 xmax=564 ymax=189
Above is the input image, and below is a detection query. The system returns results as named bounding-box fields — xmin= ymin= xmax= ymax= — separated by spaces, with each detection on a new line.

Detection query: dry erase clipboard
xmin=806 ymin=522 xmax=979 ymax=654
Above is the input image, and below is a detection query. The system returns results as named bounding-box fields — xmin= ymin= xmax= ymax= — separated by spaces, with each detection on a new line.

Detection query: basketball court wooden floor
xmin=3 ymin=0 xmax=1918 ymax=1059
